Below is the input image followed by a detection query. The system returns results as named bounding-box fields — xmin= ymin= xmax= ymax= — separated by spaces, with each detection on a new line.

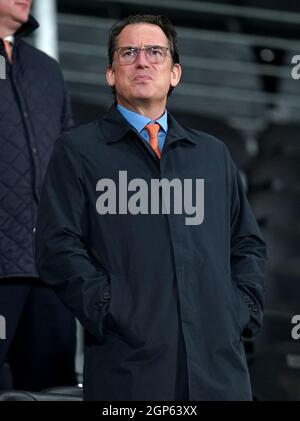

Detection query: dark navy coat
xmin=0 ymin=16 xmax=73 ymax=278
xmin=36 ymin=105 xmax=266 ymax=400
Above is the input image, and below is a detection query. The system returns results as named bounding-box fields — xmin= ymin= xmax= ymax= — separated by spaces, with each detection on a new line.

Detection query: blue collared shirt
xmin=117 ymin=103 xmax=168 ymax=152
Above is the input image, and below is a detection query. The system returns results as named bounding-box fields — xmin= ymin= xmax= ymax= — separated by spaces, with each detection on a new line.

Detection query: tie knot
xmin=145 ymin=123 xmax=160 ymax=139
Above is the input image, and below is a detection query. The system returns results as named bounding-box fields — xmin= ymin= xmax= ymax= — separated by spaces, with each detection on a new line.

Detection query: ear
xmin=170 ymin=63 xmax=182 ymax=88
xmin=106 ymin=65 xmax=115 ymax=87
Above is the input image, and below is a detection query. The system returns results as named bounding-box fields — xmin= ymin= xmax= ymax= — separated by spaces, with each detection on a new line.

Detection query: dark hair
xmin=108 ymin=14 xmax=180 ymax=66
xmin=107 ymin=14 xmax=180 ymax=98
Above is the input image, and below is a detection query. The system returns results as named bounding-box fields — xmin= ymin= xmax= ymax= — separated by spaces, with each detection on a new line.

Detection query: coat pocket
xmin=104 ymin=272 xmax=145 ymax=347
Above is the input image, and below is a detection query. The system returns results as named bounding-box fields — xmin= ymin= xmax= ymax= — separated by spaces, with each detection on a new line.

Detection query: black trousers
xmin=0 ymin=278 xmax=76 ymax=391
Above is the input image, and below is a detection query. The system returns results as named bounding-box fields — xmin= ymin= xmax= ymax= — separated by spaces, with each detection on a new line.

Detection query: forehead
xmin=117 ymin=23 xmax=169 ymax=46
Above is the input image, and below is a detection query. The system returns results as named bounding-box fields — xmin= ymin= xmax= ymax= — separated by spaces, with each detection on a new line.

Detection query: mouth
xmin=133 ymin=76 xmax=152 ymax=82
xmin=15 ymin=1 xmax=30 ymax=8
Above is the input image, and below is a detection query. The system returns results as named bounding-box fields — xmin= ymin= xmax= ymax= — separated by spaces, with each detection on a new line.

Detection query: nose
xmin=134 ymin=49 xmax=150 ymax=67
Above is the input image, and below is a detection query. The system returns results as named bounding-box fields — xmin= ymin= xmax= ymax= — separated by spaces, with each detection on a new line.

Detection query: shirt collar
xmin=117 ymin=103 xmax=168 ymax=134
xmin=101 ymin=104 xmax=197 ymax=145
xmin=3 ymin=35 xmax=14 ymax=45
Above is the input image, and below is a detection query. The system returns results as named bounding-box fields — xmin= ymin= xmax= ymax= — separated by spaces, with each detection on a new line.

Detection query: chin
xmin=16 ymin=11 xmax=30 ymax=23
xmin=133 ymin=88 xmax=156 ymax=99
xmin=13 ymin=4 xmax=31 ymax=23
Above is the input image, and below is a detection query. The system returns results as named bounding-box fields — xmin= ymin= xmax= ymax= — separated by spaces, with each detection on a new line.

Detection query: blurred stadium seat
xmin=248 ymin=190 xmax=300 ymax=228
xmin=248 ymin=342 xmax=300 ymax=401
xmin=264 ymin=271 xmax=300 ymax=314
xmin=257 ymin=123 xmax=300 ymax=157
xmin=247 ymin=156 xmax=300 ymax=192
xmin=253 ymin=311 xmax=294 ymax=353
xmin=261 ymin=226 xmax=300 ymax=270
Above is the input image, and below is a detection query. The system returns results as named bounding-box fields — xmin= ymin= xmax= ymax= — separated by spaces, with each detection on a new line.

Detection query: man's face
xmin=0 ymin=0 xmax=32 ymax=27
xmin=106 ymin=23 xmax=181 ymax=108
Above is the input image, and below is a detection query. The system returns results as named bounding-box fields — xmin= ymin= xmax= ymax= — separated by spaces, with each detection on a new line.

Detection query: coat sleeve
xmin=229 ymin=155 xmax=267 ymax=340
xmin=35 ymin=133 xmax=110 ymax=342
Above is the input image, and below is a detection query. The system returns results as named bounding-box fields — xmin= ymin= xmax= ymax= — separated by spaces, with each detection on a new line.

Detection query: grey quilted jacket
xmin=0 ymin=15 xmax=73 ymax=278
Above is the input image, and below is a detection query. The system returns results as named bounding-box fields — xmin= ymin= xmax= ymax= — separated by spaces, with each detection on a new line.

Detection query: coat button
xmin=24 ymin=111 xmax=28 ymax=118
xmin=102 ymin=291 xmax=111 ymax=302
xmin=33 ymin=227 xmax=36 ymax=234
xmin=32 ymin=147 xmax=37 ymax=154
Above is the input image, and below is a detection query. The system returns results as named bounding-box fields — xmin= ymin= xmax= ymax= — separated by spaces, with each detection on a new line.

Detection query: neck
xmin=117 ymin=97 xmax=166 ymax=121
xmin=0 ymin=18 xmax=21 ymax=39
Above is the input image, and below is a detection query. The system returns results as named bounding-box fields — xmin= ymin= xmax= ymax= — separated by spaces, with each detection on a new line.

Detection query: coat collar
xmin=100 ymin=104 xmax=197 ymax=146
xmin=14 ymin=15 xmax=39 ymax=42
xmin=166 ymin=113 xmax=198 ymax=146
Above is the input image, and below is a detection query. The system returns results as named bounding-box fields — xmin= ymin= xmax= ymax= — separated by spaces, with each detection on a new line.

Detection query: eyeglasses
xmin=115 ymin=45 xmax=171 ymax=65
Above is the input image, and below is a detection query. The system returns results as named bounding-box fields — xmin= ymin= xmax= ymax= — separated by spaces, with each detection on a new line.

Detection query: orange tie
xmin=145 ymin=123 xmax=161 ymax=159
xmin=3 ymin=40 xmax=12 ymax=63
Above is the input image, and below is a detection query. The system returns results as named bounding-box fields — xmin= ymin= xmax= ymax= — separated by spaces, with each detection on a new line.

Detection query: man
xmin=36 ymin=14 xmax=267 ymax=400
xmin=0 ymin=0 xmax=76 ymax=390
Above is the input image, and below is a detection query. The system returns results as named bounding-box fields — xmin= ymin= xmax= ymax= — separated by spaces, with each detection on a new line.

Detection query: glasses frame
xmin=114 ymin=45 xmax=172 ymax=65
